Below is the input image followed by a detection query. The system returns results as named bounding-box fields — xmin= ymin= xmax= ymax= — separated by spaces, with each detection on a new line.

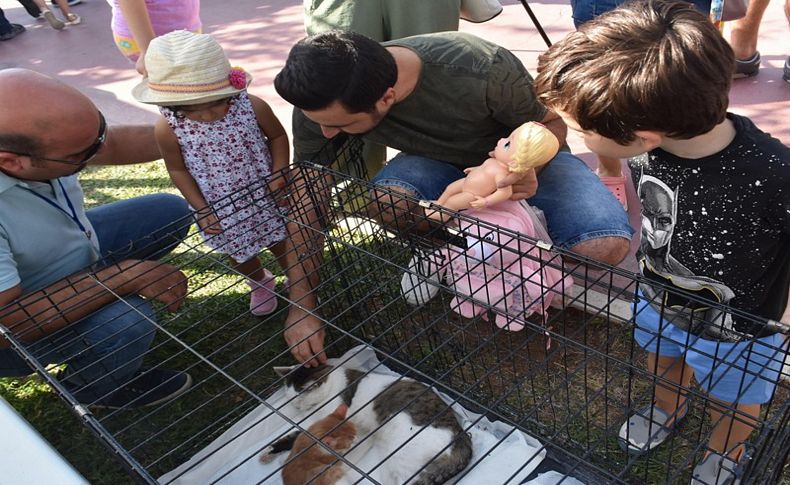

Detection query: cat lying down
xmin=261 ymin=362 xmax=473 ymax=485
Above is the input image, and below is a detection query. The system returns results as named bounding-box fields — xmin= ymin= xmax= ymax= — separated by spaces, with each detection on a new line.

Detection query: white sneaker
xmin=400 ymin=249 xmax=446 ymax=306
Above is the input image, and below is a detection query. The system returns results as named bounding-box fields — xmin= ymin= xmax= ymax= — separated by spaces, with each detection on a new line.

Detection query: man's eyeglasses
xmin=5 ymin=111 xmax=107 ymax=167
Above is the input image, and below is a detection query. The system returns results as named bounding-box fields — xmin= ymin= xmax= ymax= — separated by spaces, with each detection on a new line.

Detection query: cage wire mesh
xmin=0 ymin=135 xmax=787 ymax=484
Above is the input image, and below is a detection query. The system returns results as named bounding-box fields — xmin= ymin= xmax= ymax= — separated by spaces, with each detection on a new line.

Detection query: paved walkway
xmin=1 ymin=0 xmax=788 ymax=277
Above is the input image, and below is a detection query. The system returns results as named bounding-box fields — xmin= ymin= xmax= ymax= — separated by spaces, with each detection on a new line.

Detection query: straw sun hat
xmin=132 ymin=30 xmax=252 ymax=106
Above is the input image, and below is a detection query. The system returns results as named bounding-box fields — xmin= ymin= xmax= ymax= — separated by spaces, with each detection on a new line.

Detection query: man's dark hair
xmin=535 ymin=0 xmax=734 ymax=144
xmin=0 ymin=134 xmax=39 ymax=155
xmin=274 ymin=30 xmax=398 ymax=113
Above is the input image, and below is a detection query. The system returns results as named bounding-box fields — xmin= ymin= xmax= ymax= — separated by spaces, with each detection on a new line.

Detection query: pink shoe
xmin=249 ymin=270 xmax=278 ymax=316
xmin=598 ymin=174 xmax=628 ymax=210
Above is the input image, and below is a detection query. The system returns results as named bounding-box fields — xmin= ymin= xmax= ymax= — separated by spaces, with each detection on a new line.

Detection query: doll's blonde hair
xmin=508 ymin=122 xmax=560 ymax=173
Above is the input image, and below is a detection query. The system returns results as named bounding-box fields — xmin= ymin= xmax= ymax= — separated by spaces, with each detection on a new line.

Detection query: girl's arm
xmin=118 ymin=0 xmax=156 ymax=75
xmin=249 ymin=94 xmax=289 ymax=184
xmin=155 ymin=117 xmax=220 ymax=234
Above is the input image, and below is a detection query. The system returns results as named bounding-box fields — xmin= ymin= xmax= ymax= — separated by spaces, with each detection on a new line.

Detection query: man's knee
xmin=367 ymin=185 xmax=417 ymax=228
xmin=568 ymin=236 xmax=631 ymax=266
xmin=110 ymin=296 xmax=157 ymax=349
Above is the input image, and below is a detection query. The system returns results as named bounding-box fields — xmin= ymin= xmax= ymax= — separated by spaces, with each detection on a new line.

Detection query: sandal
xmin=65 ymin=13 xmax=81 ymax=25
xmin=618 ymin=403 xmax=688 ymax=455
xmin=598 ymin=174 xmax=628 ymax=210
xmin=690 ymin=452 xmax=742 ymax=485
xmin=42 ymin=10 xmax=65 ymax=30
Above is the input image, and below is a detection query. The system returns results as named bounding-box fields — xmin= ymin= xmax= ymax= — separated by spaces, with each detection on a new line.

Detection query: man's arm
xmin=0 ymin=260 xmax=186 ymax=349
xmin=91 ymin=124 xmax=161 ymax=166
xmin=281 ymin=166 xmax=330 ymax=367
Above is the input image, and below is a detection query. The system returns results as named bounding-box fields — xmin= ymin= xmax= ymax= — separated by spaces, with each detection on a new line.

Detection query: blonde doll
xmin=426 ymin=121 xmax=559 ymax=220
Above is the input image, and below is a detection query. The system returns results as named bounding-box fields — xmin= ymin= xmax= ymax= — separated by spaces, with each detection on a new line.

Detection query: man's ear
xmin=377 ymin=87 xmax=396 ymax=111
xmin=0 ymin=151 xmax=25 ymax=174
xmin=633 ymin=130 xmax=663 ymax=151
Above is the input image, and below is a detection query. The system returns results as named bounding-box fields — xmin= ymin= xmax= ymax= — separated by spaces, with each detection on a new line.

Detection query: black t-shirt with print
xmin=628 ymin=113 xmax=789 ymax=340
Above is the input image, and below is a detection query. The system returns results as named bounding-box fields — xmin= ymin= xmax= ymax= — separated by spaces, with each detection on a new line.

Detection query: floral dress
xmin=161 ymin=91 xmax=286 ymax=262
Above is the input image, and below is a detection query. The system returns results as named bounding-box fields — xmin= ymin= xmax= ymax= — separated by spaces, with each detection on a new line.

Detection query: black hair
xmin=274 ymin=30 xmax=397 ymax=113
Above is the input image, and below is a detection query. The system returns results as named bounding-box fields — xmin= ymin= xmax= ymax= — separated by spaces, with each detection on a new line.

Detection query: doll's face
xmin=492 ymin=133 xmax=516 ymax=164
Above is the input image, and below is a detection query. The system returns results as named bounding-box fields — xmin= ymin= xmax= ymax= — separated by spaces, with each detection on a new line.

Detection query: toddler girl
xmin=133 ymin=30 xmax=289 ymax=316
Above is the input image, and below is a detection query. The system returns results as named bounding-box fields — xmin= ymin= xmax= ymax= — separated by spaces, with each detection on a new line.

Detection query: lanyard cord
xmin=21 ymin=179 xmax=90 ymax=236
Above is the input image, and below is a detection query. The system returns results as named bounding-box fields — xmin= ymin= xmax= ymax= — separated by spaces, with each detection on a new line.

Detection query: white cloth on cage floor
xmin=523 ymin=471 xmax=585 ymax=485
xmin=159 ymin=346 xmax=550 ymax=484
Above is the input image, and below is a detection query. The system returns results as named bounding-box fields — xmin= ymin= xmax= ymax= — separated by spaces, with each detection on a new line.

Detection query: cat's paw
xmin=259 ymin=446 xmax=276 ymax=464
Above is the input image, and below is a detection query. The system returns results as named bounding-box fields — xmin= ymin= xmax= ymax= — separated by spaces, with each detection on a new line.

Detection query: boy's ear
xmin=0 ymin=151 xmax=25 ymax=174
xmin=377 ymin=87 xmax=396 ymax=111
xmin=633 ymin=130 xmax=663 ymax=151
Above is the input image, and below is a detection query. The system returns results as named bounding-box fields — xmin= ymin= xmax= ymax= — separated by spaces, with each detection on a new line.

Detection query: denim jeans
xmin=0 ymin=194 xmax=190 ymax=400
xmin=0 ymin=8 xmax=12 ymax=35
xmin=370 ymin=151 xmax=633 ymax=249
xmin=570 ymin=0 xmax=711 ymax=26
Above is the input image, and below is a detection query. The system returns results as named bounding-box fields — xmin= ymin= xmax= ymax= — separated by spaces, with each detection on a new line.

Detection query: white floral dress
xmin=161 ymin=91 xmax=286 ymax=262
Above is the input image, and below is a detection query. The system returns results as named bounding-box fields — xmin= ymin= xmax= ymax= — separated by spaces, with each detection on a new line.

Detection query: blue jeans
xmin=570 ymin=0 xmax=711 ymax=27
xmin=371 ymin=151 xmax=633 ymax=249
xmin=0 ymin=194 xmax=190 ymax=400
xmin=0 ymin=8 xmax=12 ymax=34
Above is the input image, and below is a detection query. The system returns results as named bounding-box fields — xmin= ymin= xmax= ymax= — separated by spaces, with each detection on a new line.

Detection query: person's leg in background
xmin=727 ymin=0 xmax=770 ymax=78
xmin=16 ymin=0 xmax=41 ymax=18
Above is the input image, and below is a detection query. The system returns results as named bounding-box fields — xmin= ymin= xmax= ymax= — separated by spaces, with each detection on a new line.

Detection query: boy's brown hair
xmin=535 ymin=0 xmax=734 ymax=145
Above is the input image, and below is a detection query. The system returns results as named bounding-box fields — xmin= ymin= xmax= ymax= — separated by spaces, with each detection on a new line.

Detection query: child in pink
xmin=108 ymin=0 xmax=201 ymax=75
xmin=133 ymin=31 xmax=288 ymax=316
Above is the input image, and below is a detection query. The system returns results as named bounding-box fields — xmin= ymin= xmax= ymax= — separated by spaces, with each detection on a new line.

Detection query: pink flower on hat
xmin=229 ymin=67 xmax=246 ymax=89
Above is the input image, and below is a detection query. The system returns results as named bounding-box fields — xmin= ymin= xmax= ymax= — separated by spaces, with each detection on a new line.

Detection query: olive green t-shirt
xmin=292 ymin=32 xmax=547 ymax=169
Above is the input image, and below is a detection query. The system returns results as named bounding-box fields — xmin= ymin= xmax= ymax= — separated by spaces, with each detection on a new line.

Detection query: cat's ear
xmin=333 ymin=404 xmax=349 ymax=419
xmin=273 ymin=365 xmax=295 ymax=378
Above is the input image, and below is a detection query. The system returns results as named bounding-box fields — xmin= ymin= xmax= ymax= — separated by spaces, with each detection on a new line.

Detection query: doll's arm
xmin=470 ymin=185 xmax=513 ymax=208
xmin=155 ymin=118 xmax=220 ymax=234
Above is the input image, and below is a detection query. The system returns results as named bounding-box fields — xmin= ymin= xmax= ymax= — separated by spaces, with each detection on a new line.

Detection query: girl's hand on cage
xmin=267 ymin=173 xmax=288 ymax=207
xmin=497 ymin=168 xmax=538 ymax=200
xmin=283 ymin=312 xmax=327 ymax=367
xmin=196 ymin=210 xmax=222 ymax=235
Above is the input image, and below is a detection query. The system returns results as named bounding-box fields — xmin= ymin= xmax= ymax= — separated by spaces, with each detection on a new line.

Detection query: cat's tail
xmin=413 ymin=430 xmax=473 ymax=485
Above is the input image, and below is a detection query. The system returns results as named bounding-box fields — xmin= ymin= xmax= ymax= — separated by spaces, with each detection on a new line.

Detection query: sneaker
xmin=0 ymin=24 xmax=25 ymax=41
xmin=86 ymin=368 xmax=192 ymax=410
xmin=733 ymin=52 xmax=760 ymax=79
xmin=618 ymin=403 xmax=687 ymax=455
xmin=249 ymin=269 xmax=278 ymax=316
xmin=400 ymin=248 xmax=447 ymax=306
xmin=691 ymin=452 xmax=742 ymax=485
xmin=42 ymin=10 xmax=65 ymax=30
xmin=783 ymin=57 xmax=790 ymax=84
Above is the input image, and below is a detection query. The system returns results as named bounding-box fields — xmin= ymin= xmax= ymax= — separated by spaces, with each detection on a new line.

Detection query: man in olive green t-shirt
xmin=275 ymin=31 xmax=633 ymax=366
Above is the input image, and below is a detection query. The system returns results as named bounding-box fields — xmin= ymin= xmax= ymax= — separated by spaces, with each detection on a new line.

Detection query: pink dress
xmin=161 ymin=92 xmax=286 ymax=262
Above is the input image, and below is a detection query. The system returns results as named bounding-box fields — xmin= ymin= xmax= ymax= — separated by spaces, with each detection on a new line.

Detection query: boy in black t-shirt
xmin=535 ymin=1 xmax=789 ymax=483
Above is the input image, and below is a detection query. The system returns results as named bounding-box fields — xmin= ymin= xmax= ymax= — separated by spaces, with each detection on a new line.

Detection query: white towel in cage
xmin=159 ymin=346 xmax=555 ymax=484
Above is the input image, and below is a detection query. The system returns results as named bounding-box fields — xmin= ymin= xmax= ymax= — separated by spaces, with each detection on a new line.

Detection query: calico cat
xmin=261 ymin=363 xmax=473 ymax=485
xmin=281 ymin=404 xmax=357 ymax=485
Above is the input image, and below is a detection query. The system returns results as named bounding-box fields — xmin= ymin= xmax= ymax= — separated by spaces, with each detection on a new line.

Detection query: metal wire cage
xmin=1 ymin=136 xmax=788 ymax=484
